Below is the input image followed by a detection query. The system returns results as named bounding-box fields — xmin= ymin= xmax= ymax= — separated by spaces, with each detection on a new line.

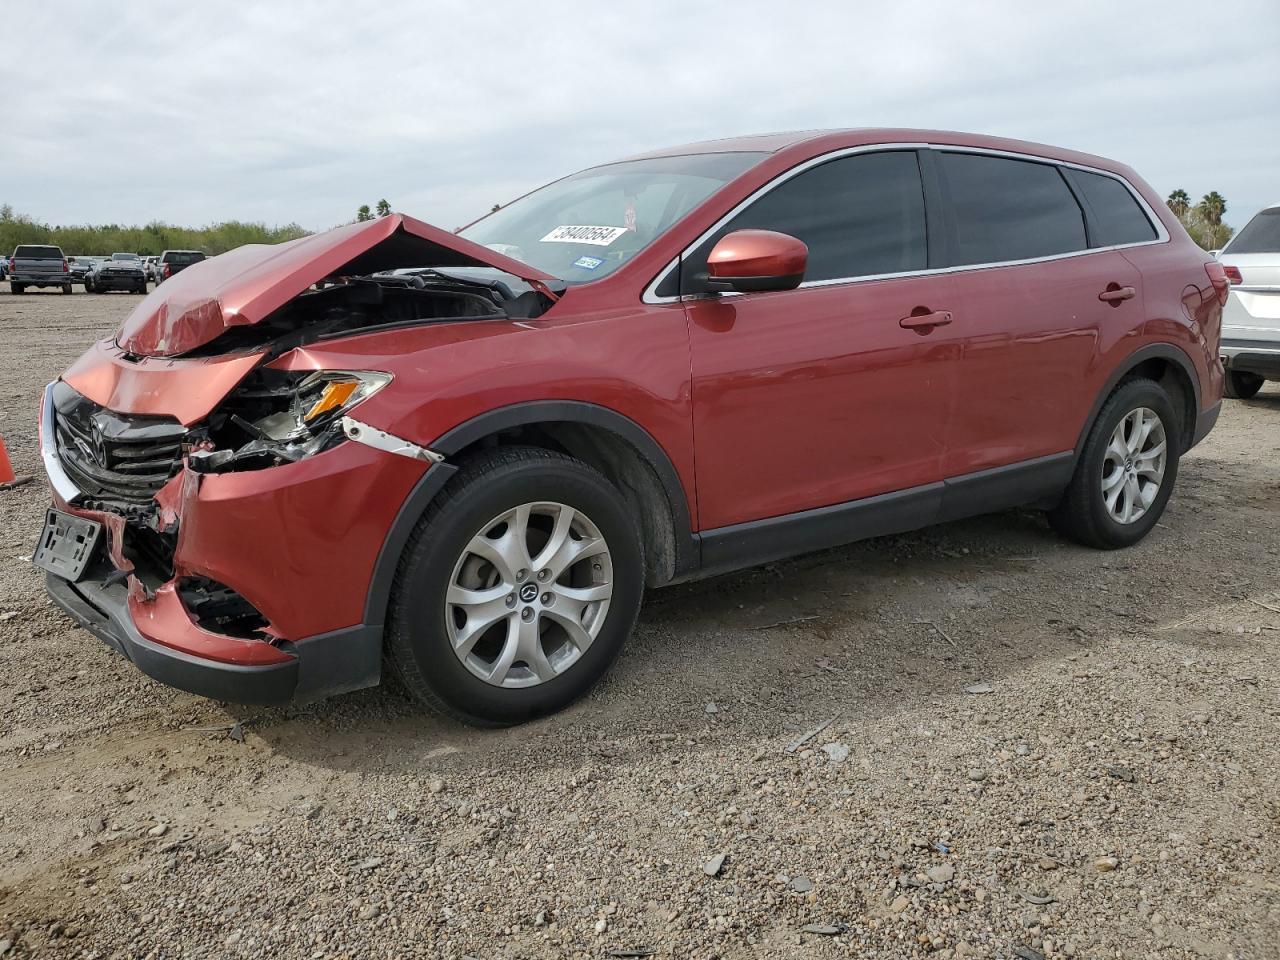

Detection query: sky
xmin=2 ymin=0 xmax=1277 ymax=233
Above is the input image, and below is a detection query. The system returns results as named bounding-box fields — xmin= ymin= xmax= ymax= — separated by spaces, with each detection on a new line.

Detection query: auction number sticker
xmin=541 ymin=225 xmax=628 ymax=246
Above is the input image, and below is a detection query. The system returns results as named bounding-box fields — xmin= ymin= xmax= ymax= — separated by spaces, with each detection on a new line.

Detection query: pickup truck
xmin=155 ymin=249 xmax=206 ymax=283
xmin=8 ymin=244 xmax=73 ymax=294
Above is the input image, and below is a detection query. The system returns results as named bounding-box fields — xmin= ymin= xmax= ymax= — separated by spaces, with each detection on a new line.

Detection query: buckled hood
xmin=116 ymin=214 xmax=558 ymax=358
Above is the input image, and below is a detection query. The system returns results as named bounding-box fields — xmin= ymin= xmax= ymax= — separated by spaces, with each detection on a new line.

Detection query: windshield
xmin=459 ymin=152 xmax=765 ymax=283
xmin=1227 ymin=208 xmax=1280 ymax=255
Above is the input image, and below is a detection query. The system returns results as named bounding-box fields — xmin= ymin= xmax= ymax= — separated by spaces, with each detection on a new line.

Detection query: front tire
xmin=1049 ymin=378 xmax=1180 ymax=549
xmin=387 ymin=446 xmax=644 ymax=726
xmin=1224 ymin=370 xmax=1264 ymax=400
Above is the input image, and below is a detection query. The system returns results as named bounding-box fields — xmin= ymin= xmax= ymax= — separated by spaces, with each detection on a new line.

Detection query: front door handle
xmin=899 ymin=309 xmax=953 ymax=332
xmin=1098 ymin=285 xmax=1136 ymax=303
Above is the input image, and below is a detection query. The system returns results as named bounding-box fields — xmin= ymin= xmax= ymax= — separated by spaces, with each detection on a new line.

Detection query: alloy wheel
xmin=1100 ymin=406 xmax=1167 ymax=524
xmin=445 ymin=501 xmax=613 ymax=688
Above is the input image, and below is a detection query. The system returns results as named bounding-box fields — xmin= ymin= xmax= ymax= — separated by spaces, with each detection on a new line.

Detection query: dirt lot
xmin=0 ymin=286 xmax=1277 ymax=959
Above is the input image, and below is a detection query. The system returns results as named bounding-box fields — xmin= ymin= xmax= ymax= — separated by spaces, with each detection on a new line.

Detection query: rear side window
xmin=14 ymin=245 xmax=63 ymax=259
xmin=1066 ymin=170 xmax=1157 ymax=246
xmin=1226 ymin=209 xmax=1280 ymax=254
xmin=687 ymin=151 xmax=927 ymax=286
xmin=940 ymin=153 xmax=1086 ymax=266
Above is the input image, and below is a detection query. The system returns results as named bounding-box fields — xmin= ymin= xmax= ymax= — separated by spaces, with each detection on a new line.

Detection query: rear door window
xmin=1065 ymin=169 xmax=1157 ymax=246
xmin=14 ymin=245 xmax=63 ymax=259
xmin=684 ymin=150 xmax=928 ymax=288
xmin=1226 ymin=209 xmax=1280 ymax=254
xmin=939 ymin=153 xmax=1087 ymax=266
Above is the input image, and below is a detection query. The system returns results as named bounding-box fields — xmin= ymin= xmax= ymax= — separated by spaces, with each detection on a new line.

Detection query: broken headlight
xmin=191 ymin=369 xmax=391 ymax=473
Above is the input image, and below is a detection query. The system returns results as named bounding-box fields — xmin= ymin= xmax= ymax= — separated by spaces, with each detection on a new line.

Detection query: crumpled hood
xmin=116 ymin=214 xmax=557 ymax=358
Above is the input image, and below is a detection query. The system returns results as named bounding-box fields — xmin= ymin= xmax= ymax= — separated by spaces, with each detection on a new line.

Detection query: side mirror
xmin=703 ymin=229 xmax=807 ymax=294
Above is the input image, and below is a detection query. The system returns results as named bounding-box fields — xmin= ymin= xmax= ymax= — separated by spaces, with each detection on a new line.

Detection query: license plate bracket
xmin=32 ymin=509 xmax=103 ymax=582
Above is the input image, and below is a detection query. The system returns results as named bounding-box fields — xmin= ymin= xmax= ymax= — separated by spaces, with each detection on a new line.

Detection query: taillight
xmin=162 ymin=263 xmax=171 ymax=278
xmin=1223 ymin=264 xmax=1243 ymax=285
xmin=62 ymin=259 xmax=69 ymax=273
xmin=1204 ymin=261 xmax=1231 ymax=306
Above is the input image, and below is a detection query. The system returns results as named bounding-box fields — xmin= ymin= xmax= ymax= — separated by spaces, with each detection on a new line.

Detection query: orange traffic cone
xmin=0 ymin=436 xmax=14 ymax=485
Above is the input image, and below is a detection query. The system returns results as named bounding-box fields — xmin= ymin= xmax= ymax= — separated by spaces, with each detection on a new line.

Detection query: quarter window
xmin=683 ymin=151 xmax=927 ymax=290
xmin=1066 ymin=169 xmax=1157 ymax=247
xmin=940 ymin=153 xmax=1087 ymax=265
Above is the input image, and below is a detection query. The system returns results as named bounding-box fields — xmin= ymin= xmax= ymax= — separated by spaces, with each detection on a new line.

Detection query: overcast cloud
xmin=2 ymin=0 xmax=1276 ymax=233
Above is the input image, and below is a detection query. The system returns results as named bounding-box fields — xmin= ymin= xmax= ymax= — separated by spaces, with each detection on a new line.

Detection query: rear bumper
xmin=1221 ymin=339 xmax=1280 ymax=380
xmin=10 ymin=274 xmax=69 ymax=285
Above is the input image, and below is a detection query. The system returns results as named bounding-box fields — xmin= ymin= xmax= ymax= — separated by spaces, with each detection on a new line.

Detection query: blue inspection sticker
xmin=573 ymin=255 xmax=604 ymax=270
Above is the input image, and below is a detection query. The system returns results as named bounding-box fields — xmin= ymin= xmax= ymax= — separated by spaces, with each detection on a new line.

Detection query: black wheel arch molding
xmin=361 ymin=399 xmax=699 ymax=632
xmin=1074 ymin=342 xmax=1205 ymax=457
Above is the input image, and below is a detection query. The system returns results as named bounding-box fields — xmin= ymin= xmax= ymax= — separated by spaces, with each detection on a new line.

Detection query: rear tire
xmin=62 ymin=284 xmax=72 ymax=294
xmin=11 ymin=284 xmax=23 ymax=294
xmin=1049 ymin=378 xmax=1180 ymax=549
xmin=1224 ymin=370 xmax=1264 ymax=400
xmin=386 ymin=446 xmax=644 ymax=726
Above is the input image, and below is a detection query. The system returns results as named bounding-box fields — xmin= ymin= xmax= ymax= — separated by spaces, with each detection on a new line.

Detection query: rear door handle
xmin=1098 ymin=285 xmax=1136 ymax=303
xmin=899 ymin=309 xmax=953 ymax=331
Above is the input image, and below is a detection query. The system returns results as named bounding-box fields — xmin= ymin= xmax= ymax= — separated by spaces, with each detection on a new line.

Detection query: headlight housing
xmin=190 ymin=369 xmax=391 ymax=473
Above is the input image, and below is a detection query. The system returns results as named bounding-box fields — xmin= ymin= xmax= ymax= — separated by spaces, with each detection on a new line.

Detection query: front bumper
xmin=47 ymin=571 xmax=301 ymax=704
xmin=91 ymin=273 xmax=146 ymax=289
xmin=39 ymin=381 xmax=439 ymax=704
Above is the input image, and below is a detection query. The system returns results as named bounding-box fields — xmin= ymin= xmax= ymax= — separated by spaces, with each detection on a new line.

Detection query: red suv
xmin=35 ymin=130 xmax=1225 ymax=725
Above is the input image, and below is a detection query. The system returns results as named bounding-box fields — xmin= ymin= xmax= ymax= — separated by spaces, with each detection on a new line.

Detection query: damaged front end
xmin=39 ymin=214 xmax=551 ymax=703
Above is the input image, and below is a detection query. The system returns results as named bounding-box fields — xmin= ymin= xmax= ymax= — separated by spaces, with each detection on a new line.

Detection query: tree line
xmin=1165 ymin=190 xmax=1233 ymax=250
xmin=0 ymin=203 xmax=309 ymax=256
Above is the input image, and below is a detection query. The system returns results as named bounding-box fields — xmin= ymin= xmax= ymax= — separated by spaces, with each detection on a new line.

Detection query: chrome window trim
xmin=641 ymin=142 xmax=1169 ymax=305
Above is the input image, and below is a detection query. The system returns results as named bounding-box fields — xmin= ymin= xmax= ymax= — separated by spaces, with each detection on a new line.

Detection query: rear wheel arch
xmin=1076 ymin=344 xmax=1201 ymax=458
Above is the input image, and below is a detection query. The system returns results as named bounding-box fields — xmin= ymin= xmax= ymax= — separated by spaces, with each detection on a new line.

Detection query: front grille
xmin=52 ymin=382 xmax=185 ymax=505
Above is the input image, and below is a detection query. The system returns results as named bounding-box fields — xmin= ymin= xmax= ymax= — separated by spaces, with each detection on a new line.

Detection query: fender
xmin=362 ymin=400 xmax=698 ymax=628
xmin=1073 ymin=342 xmax=1202 ymax=458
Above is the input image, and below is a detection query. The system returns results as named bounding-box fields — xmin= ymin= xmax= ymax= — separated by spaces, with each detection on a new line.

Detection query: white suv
xmin=1220 ymin=202 xmax=1280 ymax=398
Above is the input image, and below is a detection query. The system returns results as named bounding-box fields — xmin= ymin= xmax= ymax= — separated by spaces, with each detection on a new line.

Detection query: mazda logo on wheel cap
xmin=519 ymin=583 xmax=539 ymax=603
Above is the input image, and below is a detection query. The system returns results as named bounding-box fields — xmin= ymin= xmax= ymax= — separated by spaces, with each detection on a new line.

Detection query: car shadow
xmin=244 ymin=505 xmax=1139 ymax=777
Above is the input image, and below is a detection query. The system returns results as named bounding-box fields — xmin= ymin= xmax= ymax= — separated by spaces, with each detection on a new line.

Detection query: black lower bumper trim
xmin=1191 ymin=400 xmax=1221 ymax=450
xmin=1222 ymin=347 xmax=1280 ymax=381
xmin=45 ymin=573 xmax=381 ymax=706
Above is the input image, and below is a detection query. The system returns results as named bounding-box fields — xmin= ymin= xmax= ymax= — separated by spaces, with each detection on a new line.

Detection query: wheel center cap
xmin=519 ymin=583 xmax=539 ymax=603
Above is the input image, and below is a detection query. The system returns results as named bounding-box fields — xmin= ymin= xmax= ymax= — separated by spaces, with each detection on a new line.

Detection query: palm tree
xmin=1199 ymin=191 xmax=1227 ymax=226
xmin=1166 ymin=189 xmax=1190 ymax=219
xmin=375 ymin=199 xmax=391 ymax=217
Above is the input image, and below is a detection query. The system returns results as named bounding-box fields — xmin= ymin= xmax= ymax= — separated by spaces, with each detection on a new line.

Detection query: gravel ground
xmin=0 ymin=285 xmax=1278 ymax=959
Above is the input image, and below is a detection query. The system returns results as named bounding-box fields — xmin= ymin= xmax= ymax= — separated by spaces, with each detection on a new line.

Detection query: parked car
xmin=35 ymin=130 xmax=1224 ymax=725
xmin=1217 ymin=202 xmax=1280 ymax=398
xmin=8 ymin=244 xmax=72 ymax=294
xmin=142 ymin=256 xmax=159 ymax=282
xmin=66 ymin=256 xmax=94 ymax=284
xmin=155 ymin=249 xmax=206 ymax=283
xmin=85 ymin=252 xmax=148 ymax=293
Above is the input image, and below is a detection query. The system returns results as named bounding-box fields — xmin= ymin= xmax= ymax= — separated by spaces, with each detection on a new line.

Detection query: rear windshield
xmin=13 ymin=245 xmax=63 ymax=259
xmin=1227 ymin=209 xmax=1280 ymax=254
xmin=112 ymin=253 xmax=140 ymax=260
xmin=164 ymin=251 xmax=205 ymax=264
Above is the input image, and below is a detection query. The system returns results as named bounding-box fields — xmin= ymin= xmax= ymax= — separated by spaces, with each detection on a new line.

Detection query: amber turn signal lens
xmin=304 ymin=380 xmax=360 ymax=421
